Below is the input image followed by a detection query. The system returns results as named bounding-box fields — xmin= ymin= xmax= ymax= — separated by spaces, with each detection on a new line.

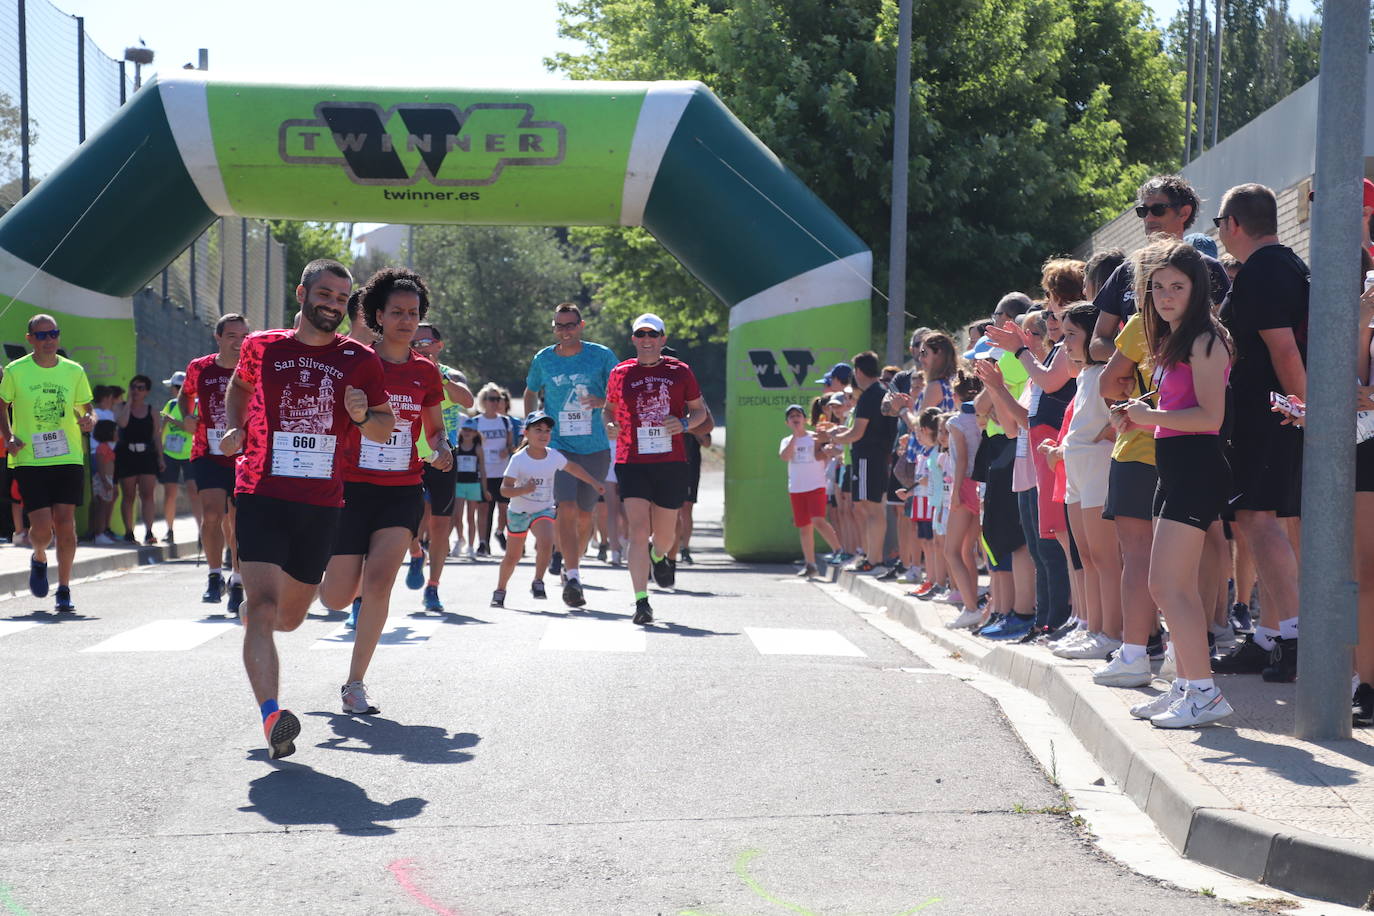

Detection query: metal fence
xmin=0 ymin=0 xmax=288 ymax=377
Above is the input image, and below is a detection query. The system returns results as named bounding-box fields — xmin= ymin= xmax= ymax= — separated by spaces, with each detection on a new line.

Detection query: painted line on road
xmin=744 ymin=627 xmax=865 ymax=657
xmin=0 ymin=884 xmax=31 ymax=916
xmin=82 ymin=619 xmax=238 ymax=652
xmin=539 ymin=619 xmax=647 ymax=653
xmin=387 ymin=859 xmax=462 ymax=916
xmin=311 ymin=619 xmax=442 ymax=650
xmin=0 ymin=620 xmax=41 ymax=641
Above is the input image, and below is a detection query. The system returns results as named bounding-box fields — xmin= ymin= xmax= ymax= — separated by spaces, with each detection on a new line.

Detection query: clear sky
xmin=1142 ymin=0 xmax=1317 ymax=28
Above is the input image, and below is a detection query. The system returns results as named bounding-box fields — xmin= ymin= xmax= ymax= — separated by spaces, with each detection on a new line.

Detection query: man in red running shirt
xmin=219 ymin=259 xmax=395 ymax=760
xmin=179 ymin=313 xmax=250 ymax=611
xmin=604 ymin=313 xmax=709 ymax=625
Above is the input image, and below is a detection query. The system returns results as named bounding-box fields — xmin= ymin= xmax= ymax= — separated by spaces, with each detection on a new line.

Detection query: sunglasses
xmin=1212 ymin=215 xmax=1231 ymax=228
xmin=483 ymin=395 xmax=502 ymax=401
xmin=1135 ymin=203 xmax=1173 ymax=218
xmin=633 ymin=329 xmax=662 ymax=339
xmin=131 ymin=384 xmax=148 ymax=390
xmin=31 ymin=328 xmax=60 ymax=340
xmin=553 ymin=321 xmax=581 ymax=330
xmin=409 ymin=338 xmax=435 ymax=347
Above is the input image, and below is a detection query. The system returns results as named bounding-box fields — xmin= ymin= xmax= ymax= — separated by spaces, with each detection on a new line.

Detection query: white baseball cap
xmin=631 ymin=313 xmax=665 ymax=334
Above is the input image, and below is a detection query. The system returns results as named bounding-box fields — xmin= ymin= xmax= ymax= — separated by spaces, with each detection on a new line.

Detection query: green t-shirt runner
xmin=417 ymin=362 xmax=465 ymax=461
xmin=0 ymin=353 xmax=94 ymax=467
xmin=161 ymin=399 xmax=194 ymax=461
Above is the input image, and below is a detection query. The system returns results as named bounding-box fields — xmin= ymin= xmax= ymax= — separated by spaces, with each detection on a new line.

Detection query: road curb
xmin=832 ymin=567 xmax=1374 ymax=908
xmin=0 ymin=536 xmax=206 ymax=599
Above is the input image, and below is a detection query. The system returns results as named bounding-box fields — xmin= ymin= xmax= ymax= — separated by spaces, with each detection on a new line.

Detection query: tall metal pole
xmin=18 ymin=0 xmax=29 ymax=196
xmin=118 ymin=61 xmax=126 ymax=104
xmin=1295 ymin=0 xmax=1369 ymax=741
xmin=885 ymin=0 xmax=913 ymax=366
xmin=76 ymin=16 xmax=85 ymax=144
xmin=1182 ymin=0 xmax=1196 ymax=165
xmin=1195 ymin=2 xmax=1209 ymax=158
xmin=1210 ymin=0 xmax=1223 ymax=148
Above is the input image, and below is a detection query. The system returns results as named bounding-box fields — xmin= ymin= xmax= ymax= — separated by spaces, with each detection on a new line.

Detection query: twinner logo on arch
xmin=279 ymin=102 xmax=567 ymax=186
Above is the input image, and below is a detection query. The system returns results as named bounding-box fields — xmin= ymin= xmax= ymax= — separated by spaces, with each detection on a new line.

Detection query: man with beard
xmin=219 ymin=259 xmax=394 ymax=760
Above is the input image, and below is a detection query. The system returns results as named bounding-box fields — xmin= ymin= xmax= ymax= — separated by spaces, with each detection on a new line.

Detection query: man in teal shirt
xmin=524 ymin=302 xmax=619 ymax=609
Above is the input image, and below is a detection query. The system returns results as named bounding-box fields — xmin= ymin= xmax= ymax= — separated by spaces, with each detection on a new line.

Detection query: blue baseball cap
xmin=460 ymin=416 xmax=481 ymax=430
xmin=812 ymin=362 xmax=853 ymax=385
xmin=1184 ymin=232 xmax=1218 ymax=259
xmin=523 ymin=409 xmax=554 ymax=428
xmin=963 ymin=335 xmax=1005 ymax=361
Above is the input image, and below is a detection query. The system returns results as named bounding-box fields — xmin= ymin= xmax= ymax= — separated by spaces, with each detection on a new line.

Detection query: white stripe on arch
xmin=727 ymin=252 xmax=872 ymax=330
xmin=158 ymin=74 xmax=236 ymax=217
xmin=619 ymin=81 xmax=702 ymax=227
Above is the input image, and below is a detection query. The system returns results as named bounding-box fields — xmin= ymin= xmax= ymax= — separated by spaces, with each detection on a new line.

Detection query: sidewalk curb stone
xmin=0 ymin=537 xmax=204 ymax=597
xmin=834 ymin=568 xmax=1374 ymax=908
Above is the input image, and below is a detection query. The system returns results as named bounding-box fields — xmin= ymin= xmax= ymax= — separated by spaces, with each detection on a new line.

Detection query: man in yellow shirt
xmin=0 ymin=314 xmax=95 ymax=611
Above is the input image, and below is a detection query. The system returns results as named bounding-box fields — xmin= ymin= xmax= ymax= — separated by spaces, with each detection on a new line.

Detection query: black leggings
xmin=1153 ymin=435 xmax=1231 ymax=532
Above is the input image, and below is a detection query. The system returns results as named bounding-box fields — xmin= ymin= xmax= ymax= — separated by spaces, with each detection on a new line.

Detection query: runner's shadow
xmin=309 ymin=608 xmax=348 ymax=622
xmin=570 ymin=607 xmax=633 ymax=621
xmin=408 ymin=610 xmax=492 ymax=625
xmin=645 ymin=621 xmax=739 ymax=638
xmin=507 ymin=606 xmax=571 ymax=618
xmin=239 ymin=751 xmax=426 ymax=835
xmin=4 ymin=609 xmax=96 ymax=623
xmin=308 ymin=712 xmax=480 ymax=765
xmin=657 ymin=587 xmax=732 ymax=598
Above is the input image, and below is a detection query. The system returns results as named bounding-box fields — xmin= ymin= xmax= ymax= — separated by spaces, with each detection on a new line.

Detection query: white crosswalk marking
xmin=0 ymin=620 xmax=41 ymax=640
xmin=744 ymin=627 xmax=866 ymax=657
xmin=310 ymin=619 xmax=441 ymax=650
xmin=539 ymin=619 xmax=647 ymax=653
xmin=83 ymin=619 xmax=238 ymax=653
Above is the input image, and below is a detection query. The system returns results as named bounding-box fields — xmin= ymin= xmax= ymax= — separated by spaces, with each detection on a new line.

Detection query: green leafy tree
xmin=413 ymin=225 xmax=583 ymax=391
xmin=0 ymin=90 xmax=35 ymax=212
xmin=264 ymin=220 xmax=353 ymax=314
xmin=551 ymin=0 xmax=1182 ymax=334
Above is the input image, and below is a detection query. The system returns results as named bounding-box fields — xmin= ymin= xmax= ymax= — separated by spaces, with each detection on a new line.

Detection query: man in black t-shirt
xmin=1090 ymin=175 xmax=1231 ymax=362
xmin=1211 ymin=183 xmax=1308 ymax=682
xmin=824 ymin=350 xmax=895 ymax=574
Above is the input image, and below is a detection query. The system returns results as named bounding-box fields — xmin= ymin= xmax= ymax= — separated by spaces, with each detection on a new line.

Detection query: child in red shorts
xmin=779 ymin=404 xmax=840 ymax=578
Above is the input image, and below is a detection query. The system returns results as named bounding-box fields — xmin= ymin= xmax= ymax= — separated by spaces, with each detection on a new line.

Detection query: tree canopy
xmin=550 ymin=0 xmax=1183 ymax=335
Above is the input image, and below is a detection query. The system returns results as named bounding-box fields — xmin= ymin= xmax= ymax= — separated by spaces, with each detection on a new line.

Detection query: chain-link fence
xmin=0 ymin=0 xmax=288 ymax=379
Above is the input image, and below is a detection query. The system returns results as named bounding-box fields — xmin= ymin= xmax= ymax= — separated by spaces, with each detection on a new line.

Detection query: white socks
xmin=1119 ymin=643 xmax=1147 ymax=664
xmin=1254 ymin=627 xmax=1279 ymax=650
xmin=1279 ymin=617 xmax=1299 ymax=639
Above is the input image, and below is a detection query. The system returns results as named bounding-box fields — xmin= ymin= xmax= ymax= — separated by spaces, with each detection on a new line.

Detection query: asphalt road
xmin=0 ymin=471 xmax=1243 ymax=915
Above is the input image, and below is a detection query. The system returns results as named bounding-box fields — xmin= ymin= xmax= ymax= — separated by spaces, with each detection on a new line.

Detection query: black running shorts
xmin=235 ymin=492 xmax=341 ymax=585
xmin=1101 ymin=459 xmax=1158 ymax=522
xmin=13 ymin=463 xmax=84 ymax=510
xmin=1154 ymin=434 xmax=1232 ymax=532
xmin=615 ymin=461 xmax=690 ymax=510
xmin=334 ymin=481 xmax=425 ymax=556
xmin=192 ymin=457 xmax=236 ymax=494
xmin=422 ymin=455 xmax=457 ymax=517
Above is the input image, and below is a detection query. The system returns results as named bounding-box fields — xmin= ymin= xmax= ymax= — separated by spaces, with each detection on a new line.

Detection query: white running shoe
xmin=1091 ymin=651 xmax=1153 ymax=687
xmin=450 ymin=539 xmax=465 ymax=558
xmin=466 ymin=544 xmax=477 ymax=560
xmin=1050 ymin=629 xmax=1095 ymax=656
xmin=947 ymin=607 xmax=983 ymax=629
xmin=1056 ymin=633 xmax=1121 ymax=660
xmin=1150 ymin=686 xmax=1234 ymax=728
xmin=903 ymin=566 xmax=920 ymax=583
xmin=610 ymin=550 xmax=623 ymax=567
xmin=1157 ymin=647 xmax=1177 ymax=681
xmin=1130 ymin=679 xmax=1187 ymax=719
xmin=1212 ymin=625 xmax=1238 ymax=653
xmin=341 ymin=680 xmax=380 ymax=715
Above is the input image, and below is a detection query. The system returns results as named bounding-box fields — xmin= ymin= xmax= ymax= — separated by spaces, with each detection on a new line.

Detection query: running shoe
xmin=946 ymin=607 xmax=983 ymax=629
xmin=845 ymin=560 xmax=876 ymax=574
xmin=796 ymin=564 xmax=820 ymax=578
xmin=496 ymin=532 xmax=508 ymax=550
xmin=903 ymin=566 xmax=920 ymax=583
xmin=92 ymin=532 xmax=118 ymax=545
xmin=679 ymin=548 xmax=694 ymax=565
xmin=467 ymin=544 xmax=477 ymax=560
xmin=1158 ymin=647 xmax=1177 ymax=681
xmin=1150 ymin=685 xmax=1233 ymax=729
xmin=143 ymin=531 xmax=157 ymax=546
xmin=1229 ymin=602 xmax=1254 ymax=634
xmin=405 ymin=553 xmax=425 ymax=590
xmin=341 ymin=681 xmax=380 ymax=715
xmin=563 ymin=578 xmax=586 ymax=608
xmin=162 ymin=530 xmax=175 ymax=544
xmin=1091 ymin=651 xmax=1152 ymax=687
xmin=610 ymin=550 xmax=623 ymax=567
xmin=983 ymin=612 xmax=1035 ymax=641
xmin=422 ymin=585 xmax=444 ymax=613
xmin=476 ymin=542 xmax=490 ymax=556
xmin=202 ymin=572 xmax=224 ymax=604
xmin=913 ymin=581 xmax=939 ymax=599
xmin=1210 ymin=633 xmax=1270 ymax=674
xmin=53 ymin=585 xmax=74 ymax=613
xmin=632 ymin=597 xmax=654 ymax=625
xmin=971 ymin=612 xmax=1004 ymax=636
xmin=29 ymin=557 xmax=48 ymax=598
xmin=345 ymin=597 xmax=361 ymax=630
xmin=490 ymin=589 xmax=506 ymax=608
xmin=531 ymin=580 xmax=547 ymax=600
xmin=264 ymin=709 xmax=301 ymax=759
xmin=876 ymin=564 xmax=903 ymax=581
xmin=1211 ymin=624 xmax=1238 ymax=653
xmin=549 ymin=551 xmax=563 ymax=576
xmin=227 ymin=582 xmax=245 ymax=617
xmin=450 ymin=539 xmax=465 ymax=558
xmin=936 ymin=590 xmax=963 ymax=606
xmin=1130 ymin=679 xmax=1187 ymax=719
xmin=1353 ymin=682 xmax=1374 ymax=728
xmin=652 ymin=552 xmax=676 ymax=588
xmin=1261 ymin=637 xmax=1298 ymax=683
xmin=122 ymin=531 xmax=136 ymax=544
xmin=597 ymin=542 xmax=608 ymax=563
xmin=1146 ymin=629 xmax=1165 ymax=658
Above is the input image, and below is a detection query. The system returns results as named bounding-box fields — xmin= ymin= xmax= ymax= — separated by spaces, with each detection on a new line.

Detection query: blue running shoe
xmin=345 ymin=597 xmax=361 ymax=630
xmin=29 ymin=556 xmax=48 ymax=598
xmin=405 ymin=553 xmax=425 ymax=590
xmin=984 ymin=612 xmax=1035 ymax=640
xmin=422 ymin=585 xmax=444 ymax=613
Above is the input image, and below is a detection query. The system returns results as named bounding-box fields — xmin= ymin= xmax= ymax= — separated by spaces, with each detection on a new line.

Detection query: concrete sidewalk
xmin=0 ymin=516 xmax=205 ymax=599
xmin=835 ymin=567 xmax=1374 ymax=909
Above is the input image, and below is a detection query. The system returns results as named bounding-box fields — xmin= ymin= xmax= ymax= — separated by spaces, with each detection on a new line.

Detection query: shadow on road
xmin=407 ymin=610 xmax=492 ymax=626
xmin=644 ymin=621 xmax=739 ymax=639
xmin=239 ymin=752 xmax=427 ymax=835
xmin=308 ymin=712 xmax=480 ymax=765
xmin=1194 ymin=728 xmax=1367 ymax=787
xmin=3 ymin=609 xmax=96 ymax=623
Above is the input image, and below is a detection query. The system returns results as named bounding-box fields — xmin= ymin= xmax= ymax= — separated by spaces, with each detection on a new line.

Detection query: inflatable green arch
xmin=0 ymin=75 xmax=871 ymax=560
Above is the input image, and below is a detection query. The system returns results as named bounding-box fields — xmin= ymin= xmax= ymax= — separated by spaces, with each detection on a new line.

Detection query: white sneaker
xmin=1130 ymin=679 xmax=1187 ymax=719
xmin=1091 ymin=651 xmax=1153 ymax=687
xmin=1057 ymin=633 xmax=1121 ymax=660
xmin=1050 ymin=629 xmax=1095 ymax=656
xmin=947 ymin=607 xmax=983 ymax=629
xmin=610 ymin=550 xmax=624 ymax=567
xmin=1150 ymin=686 xmax=1234 ymax=728
xmin=341 ymin=680 xmax=380 ymax=715
xmin=93 ymin=533 xmax=117 ymax=545
xmin=903 ymin=567 xmax=920 ymax=583
xmin=1212 ymin=625 xmax=1238 ymax=653
xmin=1157 ymin=647 xmax=1177 ymax=681
xmin=466 ymin=545 xmax=476 ymax=560
xmin=450 ymin=539 xmax=465 ymax=558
